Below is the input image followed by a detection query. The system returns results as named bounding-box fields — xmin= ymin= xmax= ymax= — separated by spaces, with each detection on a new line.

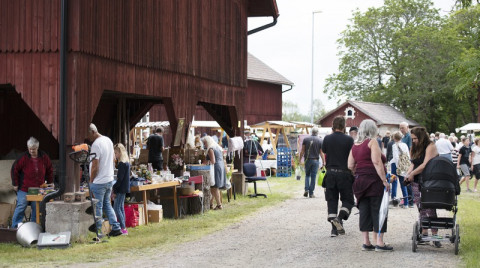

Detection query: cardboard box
xmin=0 ymin=202 xmax=14 ymax=227
xmin=148 ymin=209 xmax=163 ymax=222
xmin=138 ymin=204 xmax=145 ymax=225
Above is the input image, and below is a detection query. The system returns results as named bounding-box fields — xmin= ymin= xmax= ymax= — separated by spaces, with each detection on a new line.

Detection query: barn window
xmin=344 ymin=107 xmax=355 ymax=119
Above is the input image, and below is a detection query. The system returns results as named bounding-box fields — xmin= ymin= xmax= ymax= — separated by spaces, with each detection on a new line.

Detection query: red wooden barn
xmin=0 ymin=0 xmax=279 ymax=190
xmin=149 ymin=52 xmax=294 ymax=135
xmin=318 ymin=100 xmax=419 ymax=135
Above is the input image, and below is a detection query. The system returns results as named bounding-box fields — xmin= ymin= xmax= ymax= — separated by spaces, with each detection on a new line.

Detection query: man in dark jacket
xmin=147 ymin=127 xmax=164 ymax=171
xmin=11 ymin=137 xmax=53 ymax=228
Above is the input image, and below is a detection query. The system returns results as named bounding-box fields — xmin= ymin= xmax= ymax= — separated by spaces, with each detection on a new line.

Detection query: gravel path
xmin=92 ymin=188 xmax=463 ymax=268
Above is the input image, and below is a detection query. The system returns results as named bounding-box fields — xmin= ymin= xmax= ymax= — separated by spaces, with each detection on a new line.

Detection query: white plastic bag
xmin=209 ymin=165 xmax=215 ymax=186
xmin=378 ymin=188 xmax=389 ymax=234
xmin=295 ymin=166 xmax=302 ymax=180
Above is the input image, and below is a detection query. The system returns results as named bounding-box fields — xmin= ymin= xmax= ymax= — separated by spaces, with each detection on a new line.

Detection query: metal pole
xmin=41 ymin=0 xmax=67 ymax=231
xmin=311 ymin=11 xmax=322 ymax=124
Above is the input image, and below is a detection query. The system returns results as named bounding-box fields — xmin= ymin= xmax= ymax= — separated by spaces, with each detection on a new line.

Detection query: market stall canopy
xmin=249 ymin=121 xmax=296 ymax=158
xmin=191 ymin=121 xmax=220 ymax=129
xmin=289 ymin=121 xmax=317 ymax=134
xmin=135 ymin=121 xmax=170 ymax=128
xmin=456 ymin=123 xmax=480 ymax=133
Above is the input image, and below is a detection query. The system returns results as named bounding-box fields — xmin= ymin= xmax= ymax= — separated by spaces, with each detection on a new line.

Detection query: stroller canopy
xmin=422 ymin=156 xmax=460 ymax=195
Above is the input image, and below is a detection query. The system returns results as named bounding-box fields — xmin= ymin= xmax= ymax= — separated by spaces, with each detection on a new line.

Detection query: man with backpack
xmin=11 ymin=137 xmax=53 ymax=228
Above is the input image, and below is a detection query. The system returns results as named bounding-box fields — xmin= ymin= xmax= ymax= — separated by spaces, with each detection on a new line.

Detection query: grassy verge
xmin=457 ymin=184 xmax=480 ymax=268
xmin=0 ymin=176 xmax=302 ymax=267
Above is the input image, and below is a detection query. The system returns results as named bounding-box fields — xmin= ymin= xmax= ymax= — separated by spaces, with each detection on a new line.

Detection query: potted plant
xmin=169 ymin=153 xmax=185 ymax=178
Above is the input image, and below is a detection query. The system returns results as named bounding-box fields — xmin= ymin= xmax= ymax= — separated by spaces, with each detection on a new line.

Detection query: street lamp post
xmin=311 ymin=10 xmax=322 ymax=124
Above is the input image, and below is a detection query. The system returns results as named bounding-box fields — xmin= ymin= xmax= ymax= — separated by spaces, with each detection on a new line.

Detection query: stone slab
xmin=46 ymin=201 xmax=92 ymax=242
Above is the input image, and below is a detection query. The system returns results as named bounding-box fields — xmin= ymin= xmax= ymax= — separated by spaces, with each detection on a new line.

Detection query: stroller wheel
xmin=412 ymin=222 xmax=419 ymax=252
xmin=454 ymin=224 xmax=460 ymax=255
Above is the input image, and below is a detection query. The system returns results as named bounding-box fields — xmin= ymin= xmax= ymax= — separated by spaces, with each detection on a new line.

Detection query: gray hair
xmin=311 ymin=127 xmax=319 ymax=136
xmin=27 ymin=137 xmax=39 ymax=148
xmin=399 ymin=122 xmax=409 ymax=128
xmin=357 ymin=119 xmax=378 ymax=143
xmin=89 ymin=123 xmax=98 ymax=134
xmin=439 ymin=133 xmax=446 ymax=139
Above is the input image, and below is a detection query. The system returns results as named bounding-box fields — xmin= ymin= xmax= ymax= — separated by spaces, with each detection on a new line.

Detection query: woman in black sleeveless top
xmin=405 ymin=127 xmax=441 ymax=247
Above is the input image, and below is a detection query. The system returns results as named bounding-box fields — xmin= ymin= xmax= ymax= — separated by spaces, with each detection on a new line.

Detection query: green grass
xmin=457 ymin=183 xmax=480 ymax=268
xmin=0 ymin=176 xmax=303 ymax=267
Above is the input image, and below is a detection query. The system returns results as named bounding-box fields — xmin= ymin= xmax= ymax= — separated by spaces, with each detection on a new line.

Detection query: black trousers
xmin=151 ymin=160 xmax=163 ymax=171
xmin=358 ymin=196 xmax=387 ymax=233
xmin=325 ymin=171 xmax=355 ymax=221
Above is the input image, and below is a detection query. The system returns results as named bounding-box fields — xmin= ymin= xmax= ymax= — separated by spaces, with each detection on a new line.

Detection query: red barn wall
xmin=150 ymin=79 xmax=283 ymax=129
xmin=0 ymin=0 xmax=249 ymax=148
xmin=244 ymin=80 xmax=282 ymax=125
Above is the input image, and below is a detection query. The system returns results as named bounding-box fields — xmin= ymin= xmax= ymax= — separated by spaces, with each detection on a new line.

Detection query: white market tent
xmin=456 ymin=123 xmax=480 ymax=133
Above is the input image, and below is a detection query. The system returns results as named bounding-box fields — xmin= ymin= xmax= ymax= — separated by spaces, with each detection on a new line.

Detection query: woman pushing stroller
xmin=404 ymin=127 xmax=442 ymax=248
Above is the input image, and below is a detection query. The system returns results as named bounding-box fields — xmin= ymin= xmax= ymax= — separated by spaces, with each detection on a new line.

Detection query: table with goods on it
xmin=25 ymin=184 xmax=61 ymax=224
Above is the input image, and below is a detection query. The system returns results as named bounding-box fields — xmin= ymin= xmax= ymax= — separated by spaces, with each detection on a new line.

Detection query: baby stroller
xmin=412 ymin=156 xmax=461 ymax=254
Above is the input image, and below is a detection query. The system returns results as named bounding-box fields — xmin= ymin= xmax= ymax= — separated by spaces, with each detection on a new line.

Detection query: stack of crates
xmin=276 ymin=147 xmax=292 ymax=177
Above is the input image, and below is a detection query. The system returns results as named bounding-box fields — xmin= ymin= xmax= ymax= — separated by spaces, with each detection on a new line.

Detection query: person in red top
xmin=11 ymin=137 xmax=53 ymax=228
xmin=348 ymin=119 xmax=392 ymax=252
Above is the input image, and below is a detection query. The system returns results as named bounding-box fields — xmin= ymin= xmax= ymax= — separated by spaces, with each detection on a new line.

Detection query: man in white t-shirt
xmin=88 ymin=123 xmax=122 ymax=237
xmin=435 ymin=133 xmax=454 ymax=162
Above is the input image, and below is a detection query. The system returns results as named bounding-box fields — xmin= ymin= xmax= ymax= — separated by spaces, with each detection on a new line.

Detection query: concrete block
xmin=63 ymin=192 xmax=75 ymax=203
xmin=75 ymin=192 xmax=86 ymax=202
xmin=46 ymin=201 xmax=92 ymax=242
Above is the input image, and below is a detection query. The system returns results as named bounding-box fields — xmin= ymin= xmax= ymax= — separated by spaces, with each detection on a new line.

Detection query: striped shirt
xmin=452 ymin=149 xmax=459 ymax=165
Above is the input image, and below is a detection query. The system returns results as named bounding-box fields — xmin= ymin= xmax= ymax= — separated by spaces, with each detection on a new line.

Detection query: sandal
xmin=214 ymin=205 xmax=223 ymax=210
xmin=210 ymin=204 xmax=214 ymax=210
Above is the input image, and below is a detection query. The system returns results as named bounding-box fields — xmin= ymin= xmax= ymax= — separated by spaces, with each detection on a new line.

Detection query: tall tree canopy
xmin=325 ymin=0 xmax=478 ymax=132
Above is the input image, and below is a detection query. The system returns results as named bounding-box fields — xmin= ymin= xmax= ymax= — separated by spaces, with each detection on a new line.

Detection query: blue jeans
xmin=304 ymin=159 xmax=320 ymax=195
xmin=11 ymin=190 xmax=36 ymax=228
xmin=90 ymin=181 xmax=120 ymax=232
xmin=113 ymin=193 xmax=126 ymax=230
xmin=391 ymin=163 xmax=410 ymax=206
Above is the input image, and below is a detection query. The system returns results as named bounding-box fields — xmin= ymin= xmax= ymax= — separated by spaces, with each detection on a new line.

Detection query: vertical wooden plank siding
xmin=0 ymin=0 xmax=258 ymax=144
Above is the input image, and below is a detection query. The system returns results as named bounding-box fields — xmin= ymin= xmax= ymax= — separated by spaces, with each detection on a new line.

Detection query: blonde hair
xmin=114 ymin=143 xmax=129 ymax=163
xmin=202 ymin=135 xmax=222 ymax=151
xmin=392 ymin=131 xmax=403 ymax=142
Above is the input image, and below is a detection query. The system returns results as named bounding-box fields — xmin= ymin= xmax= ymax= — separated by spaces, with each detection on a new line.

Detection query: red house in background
xmin=318 ymin=100 xmax=419 ymax=135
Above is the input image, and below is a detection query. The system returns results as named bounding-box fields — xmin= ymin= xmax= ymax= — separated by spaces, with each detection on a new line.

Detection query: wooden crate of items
xmin=147 ymin=209 xmax=163 ymax=223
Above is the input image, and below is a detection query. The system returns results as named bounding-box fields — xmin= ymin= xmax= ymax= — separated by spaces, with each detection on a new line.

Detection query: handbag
xmin=317 ymin=166 xmax=326 ymax=186
xmin=396 ymin=143 xmax=410 ymax=175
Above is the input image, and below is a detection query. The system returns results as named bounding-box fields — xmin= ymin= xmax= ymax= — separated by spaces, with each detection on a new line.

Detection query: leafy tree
xmin=448 ymin=5 xmax=480 ymax=111
xmin=455 ymin=0 xmax=479 ymax=8
xmin=282 ymin=100 xmax=308 ymax=122
xmin=282 ymin=99 xmax=325 ymax=123
xmin=325 ymin=0 xmax=473 ymax=132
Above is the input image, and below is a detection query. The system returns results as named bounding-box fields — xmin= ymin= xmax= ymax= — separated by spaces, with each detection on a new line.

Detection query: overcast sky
xmin=247 ymin=0 xmax=457 ymax=115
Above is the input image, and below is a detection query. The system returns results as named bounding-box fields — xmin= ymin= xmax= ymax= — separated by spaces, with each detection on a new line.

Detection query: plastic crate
xmin=276 ymin=147 xmax=292 ymax=177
